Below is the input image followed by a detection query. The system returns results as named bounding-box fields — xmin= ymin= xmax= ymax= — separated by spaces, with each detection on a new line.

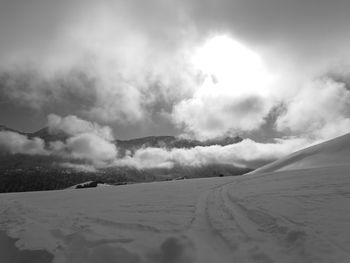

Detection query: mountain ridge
xmin=1 ymin=124 xmax=243 ymax=150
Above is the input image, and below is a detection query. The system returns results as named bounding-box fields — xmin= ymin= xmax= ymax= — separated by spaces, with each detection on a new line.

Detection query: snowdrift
xmin=253 ymin=133 xmax=350 ymax=174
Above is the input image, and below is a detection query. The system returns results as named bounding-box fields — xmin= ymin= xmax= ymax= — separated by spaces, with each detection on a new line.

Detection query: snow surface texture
xmin=1 ymin=134 xmax=350 ymax=262
xmin=252 ymin=133 xmax=350 ymax=174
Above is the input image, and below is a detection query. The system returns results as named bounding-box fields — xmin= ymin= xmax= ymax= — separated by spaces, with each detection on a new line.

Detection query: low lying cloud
xmin=0 ymin=114 xmax=312 ymax=171
xmin=0 ymin=111 xmax=343 ymax=172
xmin=114 ymin=137 xmax=309 ymax=170
xmin=64 ymin=133 xmax=117 ymax=162
xmin=0 ymin=115 xmax=117 ymax=168
xmin=59 ymin=162 xmax=97 ymax=173
xmin=0 ymin=131 xmax=47 ymax=155
xmin=47 ymin=115 xmax=118 ymax=165
xmin=48 ymin=114 xmax=114 ymax=141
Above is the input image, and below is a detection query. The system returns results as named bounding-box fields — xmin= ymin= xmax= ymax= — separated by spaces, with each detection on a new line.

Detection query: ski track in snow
xmin=1 ymin=166 xmax=350 ymax=262
xmin=189 ymin=176 xmax=350 ymax=263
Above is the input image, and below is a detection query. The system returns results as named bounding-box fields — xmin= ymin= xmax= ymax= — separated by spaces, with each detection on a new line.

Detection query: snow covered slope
xmin=253 ymin=133 xmax=350 ymax=173
xmin=1 ymin=134 xmax=350 ymax=262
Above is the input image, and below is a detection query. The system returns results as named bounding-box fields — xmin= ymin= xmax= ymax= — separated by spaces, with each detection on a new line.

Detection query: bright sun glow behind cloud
xmin=191 ymin=35 xmax=275 ymax=97
xmin=172 ymin=35 xmax=279 ymax=139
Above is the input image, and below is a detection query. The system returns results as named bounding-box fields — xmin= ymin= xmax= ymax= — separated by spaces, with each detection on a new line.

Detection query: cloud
xmin=0 ymin=112 xmax=321 ymax=171
xmin=47 ymin=115 xmax=118 ymax=165
xmin=0 ymin=131 xmax=47 ymax=155
xmin=172 ymin=35 xmax=277 ymax=140
xmin=48 ymin=114 xmax=114 ymax=141
xmin=173 ymin=95 xmax=273 ymax=140
xmin=2 ymin=0 xmax=350 ymax=143
xmin=1 ymin=0 xmax=350 ymax=143
xmin=276 ymin=77 xmax=350 ymax=140
xmin=1 ymin=0 xmax=350 ymax=174
xmin=0 ymin=114 xmax=117 ymax=167
xmin=0 ymin=4 xmax=198 ymax=126
xmin=0 ymin=113 xmax=313 ymax=171
xmin=64 ymin=133 xmax=117 ymax=163
xmin=183 ymin=0 xmax=350 ymax=64
xmin=59 ymin=162 xmax=97 ymax=173
xmin=114 ymin=137 xmax=309 ymax=170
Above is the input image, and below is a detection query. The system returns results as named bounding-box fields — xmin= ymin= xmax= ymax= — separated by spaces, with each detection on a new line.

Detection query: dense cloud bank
xmin=114 ymin=138 xmax=308 ymax=170
xmin=0 ymin=115 xmax=313 ymax=171
xmin=0 ymin=131 xmax=47 ymax=155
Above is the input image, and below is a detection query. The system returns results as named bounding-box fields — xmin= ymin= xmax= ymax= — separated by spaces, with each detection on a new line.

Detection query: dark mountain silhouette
xmin=0 ymin=125 xmax=23 ymax=134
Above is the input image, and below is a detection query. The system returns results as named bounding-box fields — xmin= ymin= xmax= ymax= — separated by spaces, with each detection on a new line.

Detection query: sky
xmin=1 ymin=0 xmax=350 ymax=144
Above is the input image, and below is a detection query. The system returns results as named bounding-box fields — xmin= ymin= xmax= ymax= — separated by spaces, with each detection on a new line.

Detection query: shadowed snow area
xmin=0 ymin=231 xmax=53 ymax=263
xmin=1 ymin=133 xmax=350 ymax=262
